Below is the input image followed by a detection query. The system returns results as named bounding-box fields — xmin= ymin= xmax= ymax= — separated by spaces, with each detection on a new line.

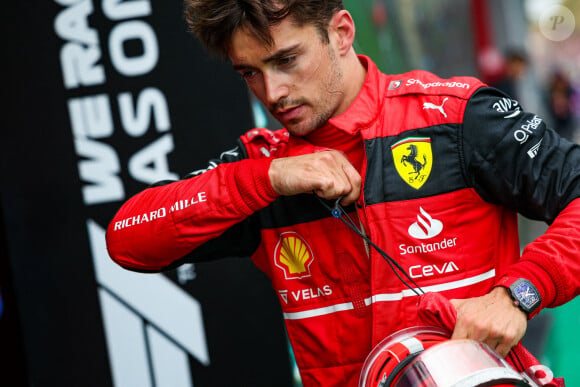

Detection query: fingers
xmin=450 ymin=289 xmax=527 ymax=358
xmin=311 ymin=151 xmax=359 ymax=201
xmin=452 ymin=318 xmax=517 ymax=357
xmin=340 ymin=162 xmax=362 ymax=205
xmin=269 ymin=150 xmax=362 ymax=203
xmin=495 ymin=341 xmax=514 ymax=358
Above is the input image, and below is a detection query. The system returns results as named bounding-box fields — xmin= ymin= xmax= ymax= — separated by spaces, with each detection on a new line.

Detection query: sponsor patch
xmin=528 ymin=138 xmax=543 ymax=159
xmin=274 ymin=232 xmax=314 ymax=280
xmin=492 ymin=97 xmax=521 ymax=119
xmin=389 ymin=80 xmax=402 ymax=90
xmin=399 ymin=207 xmax=459 ymax=259
xmin=423 ymin=97 xmax=449 ymax=118
xmin=391 ymin=137 xmax=433 ymax=189
xmin=514 ymin=115 xmax=543 ymax=144
xmin=408 ymin=207 xmax=443 ymax=239
xmin=278 ymin=286 xmax=332 ymax=304
xmin=406 ymin=79 xmax=470 ymax=90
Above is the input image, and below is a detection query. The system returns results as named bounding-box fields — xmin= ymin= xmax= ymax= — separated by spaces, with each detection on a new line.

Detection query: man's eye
xmin=278 ymin=56 xmax=296 ymax=67
xmin=241 ymin=70 xmax=257 ymax=80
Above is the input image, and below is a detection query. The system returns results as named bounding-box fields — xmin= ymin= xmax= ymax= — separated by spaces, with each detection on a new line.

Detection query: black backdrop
xmin=1 ymin=1 xmax=292 ymax=386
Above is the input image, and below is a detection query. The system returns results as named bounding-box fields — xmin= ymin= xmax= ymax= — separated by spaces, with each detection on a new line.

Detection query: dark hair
xmin=504 ymin=48 xmax=528 ymax=64
xmin=184 ymin=0 xmax=344 ymax=59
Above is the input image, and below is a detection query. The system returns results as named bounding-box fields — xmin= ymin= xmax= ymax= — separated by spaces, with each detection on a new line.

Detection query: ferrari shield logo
xmin=391 ymin=137 xmax=433 ymax=189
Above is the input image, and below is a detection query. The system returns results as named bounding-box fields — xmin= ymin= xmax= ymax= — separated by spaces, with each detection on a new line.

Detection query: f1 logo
xmin=87 ymin=220 xmax=209 ymax=387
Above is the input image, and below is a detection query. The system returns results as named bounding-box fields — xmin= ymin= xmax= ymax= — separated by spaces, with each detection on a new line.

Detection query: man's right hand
xmin=268 ymin=150 xmax=362 ymax=206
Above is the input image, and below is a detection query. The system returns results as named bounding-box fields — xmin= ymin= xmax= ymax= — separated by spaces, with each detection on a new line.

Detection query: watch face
xmin=513 ymin=280 xmax=540 ymax=310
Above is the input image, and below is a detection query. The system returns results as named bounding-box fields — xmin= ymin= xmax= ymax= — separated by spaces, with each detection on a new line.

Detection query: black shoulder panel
xmin=462 ymin=87 xmax=580 ymax=222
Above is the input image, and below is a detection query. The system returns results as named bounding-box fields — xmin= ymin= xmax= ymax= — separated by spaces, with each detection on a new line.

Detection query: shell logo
xmin=274 ymin=232 xmax=314 ymax=280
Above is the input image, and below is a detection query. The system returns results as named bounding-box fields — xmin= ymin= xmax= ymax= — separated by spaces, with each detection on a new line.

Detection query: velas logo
xmin=408 ymin=207 xmax=443 ymax=239
xmin=274 ymin=232 xmax=314 ymax=280
xmin=391 ymin=137 xmax=433 ymax=189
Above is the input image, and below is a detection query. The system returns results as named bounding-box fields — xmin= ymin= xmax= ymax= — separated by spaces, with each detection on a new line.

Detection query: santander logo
xmin=408 ymin=207 xmax=443 ymax=239
xmin=400 ymin=207 xmax=458 ymax=256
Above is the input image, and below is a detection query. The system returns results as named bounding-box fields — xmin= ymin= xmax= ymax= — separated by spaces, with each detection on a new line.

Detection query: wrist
xmin=495 ymin=277 xmax=542 ymax=319
xmin=232 ymin=158 xmax=278 ymax=214
xmin=493 ymin=286 xmax=529 ymax=319
xmin=268 ymin=158 xmax=283 ymax=195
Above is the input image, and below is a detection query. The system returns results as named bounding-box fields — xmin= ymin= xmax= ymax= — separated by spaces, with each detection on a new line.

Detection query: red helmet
xmin=359 ymin=326 xmax=539 ymax=387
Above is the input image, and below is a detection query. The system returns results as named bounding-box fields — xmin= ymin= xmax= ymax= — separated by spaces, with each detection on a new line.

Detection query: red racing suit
xmin=106 ymin=56 xmax=580 ymax=386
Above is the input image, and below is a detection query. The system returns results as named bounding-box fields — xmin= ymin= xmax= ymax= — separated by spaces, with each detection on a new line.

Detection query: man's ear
xmin=329 ymin=10 xmax=356 ymax=56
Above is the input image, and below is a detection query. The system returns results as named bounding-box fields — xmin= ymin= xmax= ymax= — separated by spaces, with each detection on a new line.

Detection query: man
xmin=106 ymin=1 xmax=580 ymax=385
xmin=493 ymin=49 xmax=529 ymax=102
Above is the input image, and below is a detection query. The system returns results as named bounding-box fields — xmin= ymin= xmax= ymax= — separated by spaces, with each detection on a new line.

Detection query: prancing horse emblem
xmin=391 ymin=137 xmax=433 ymax=189
xmin=401 ymin=144 xmax=426 ymax=178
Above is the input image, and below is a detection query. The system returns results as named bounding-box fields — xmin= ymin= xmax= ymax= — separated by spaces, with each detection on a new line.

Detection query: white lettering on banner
xmin=177 ymin=264 xmax=197 ymax=285
xmin=55 ymin=0 xmax=177 ymax=197
xmin=102 ymin=0 xmax=151 ymax=21
xmin=109 ymin=20 xmax=159 ymax=77
xmin=75 ymin=137 xmax=125 ymax=204
xmin=128 ymin=134 xmax=178 ymax=184
xmin=88 ymin=220 xmax=208 ymax=387
xmin=53 ymin=0 xmax=208 ymax=385
xmin=69 ymin=94 xmax=114 ymax=138
xmin=118 ymin=88 xmax=171 ymax=137
xmin=68 ymin=94 xmax=125 ymax=204
xmin=54 ymin=0 xmax=104 ymax=88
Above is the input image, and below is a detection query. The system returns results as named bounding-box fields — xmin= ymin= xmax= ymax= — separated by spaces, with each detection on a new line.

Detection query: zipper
xmin=356 ymin=204 xmax=371 ymax=259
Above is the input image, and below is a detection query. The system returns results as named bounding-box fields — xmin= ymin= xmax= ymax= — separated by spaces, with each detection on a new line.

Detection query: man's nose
xmin=264 ymin=73 xmax=289 ymax=106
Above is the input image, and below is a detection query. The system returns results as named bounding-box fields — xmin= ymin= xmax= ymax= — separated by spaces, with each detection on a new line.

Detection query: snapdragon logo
xmin=408 ymin=207 xmax=443 ymax=239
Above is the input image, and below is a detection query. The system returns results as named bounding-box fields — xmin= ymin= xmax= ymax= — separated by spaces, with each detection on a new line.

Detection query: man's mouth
xmin=275 ymin=105 xmax=305 ymax=122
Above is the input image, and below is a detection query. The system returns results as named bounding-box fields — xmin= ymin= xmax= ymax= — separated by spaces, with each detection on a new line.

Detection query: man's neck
xmin=335 ymin=51 xmax=368 ymax=117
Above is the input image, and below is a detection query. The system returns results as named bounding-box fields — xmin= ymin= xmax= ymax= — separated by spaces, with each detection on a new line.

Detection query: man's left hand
xmin=449 ymin=286 xmax=527 ymax=357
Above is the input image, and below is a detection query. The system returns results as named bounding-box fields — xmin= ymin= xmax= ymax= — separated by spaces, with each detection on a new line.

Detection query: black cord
xmin=316 ymin=195 xmax=424 ymax=297
xmin=507 ymin=349 xmax=526 ymax=373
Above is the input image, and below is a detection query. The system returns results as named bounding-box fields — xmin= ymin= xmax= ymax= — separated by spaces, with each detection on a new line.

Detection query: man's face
xmin=229 ymin=17 xmax=345 ymax=136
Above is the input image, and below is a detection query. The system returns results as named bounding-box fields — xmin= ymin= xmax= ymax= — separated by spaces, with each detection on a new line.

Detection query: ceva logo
xmin=408 ymin=207 xmax=443 ymax=239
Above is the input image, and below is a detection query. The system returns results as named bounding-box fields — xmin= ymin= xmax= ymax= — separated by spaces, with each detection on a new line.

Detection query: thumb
xmin=449 ymin=298 xmax=461 ymax=309
xmin=449 ymin=298 xmax=469 ymax=340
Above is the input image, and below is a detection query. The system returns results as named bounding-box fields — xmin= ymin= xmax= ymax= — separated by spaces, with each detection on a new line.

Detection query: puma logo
xmin=423 ymin=97 xmax=448 ymax=118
